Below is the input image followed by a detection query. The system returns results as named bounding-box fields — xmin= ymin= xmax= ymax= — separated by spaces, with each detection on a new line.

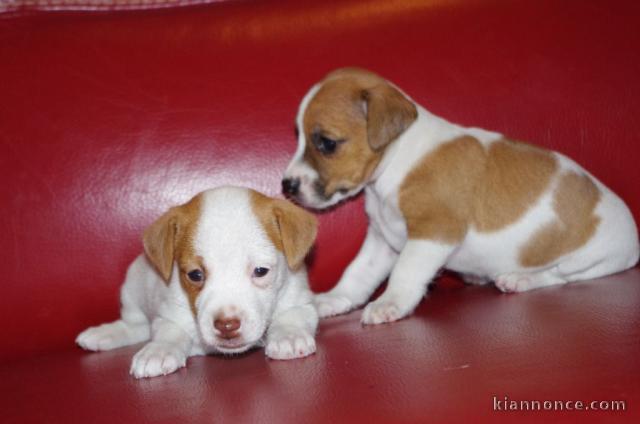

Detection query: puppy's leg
xmin=314 ymin=225 xmax=398 ymax=318
xmin=76 ymin=281 xmax=150 ymax=352
xmin=130 ymin=318 xmax=192 ymax=378
xmin=362 ymin=239 xmax=454 ymax=325
xmin=495 ymin=270 xmax=567 ymax=293
xmin=76 ymin=320 xmax=149 ymax=352
xmin=266 ymin=303 xmax=318 ymax=360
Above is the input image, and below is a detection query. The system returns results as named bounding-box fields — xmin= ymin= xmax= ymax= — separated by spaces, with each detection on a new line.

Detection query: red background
xmin=1 ymin=1 xmax=639 ymax=422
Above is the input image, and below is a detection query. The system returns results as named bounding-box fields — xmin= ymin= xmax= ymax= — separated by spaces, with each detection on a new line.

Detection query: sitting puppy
xmin=282 ymin=67 xmax=639 ymax=325
xmin=77 ymin=186 xmax=318 ymax=378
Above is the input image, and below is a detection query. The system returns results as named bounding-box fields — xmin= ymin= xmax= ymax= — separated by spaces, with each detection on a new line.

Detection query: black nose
xmin=282 ymin=178 xmax=300 ymax=196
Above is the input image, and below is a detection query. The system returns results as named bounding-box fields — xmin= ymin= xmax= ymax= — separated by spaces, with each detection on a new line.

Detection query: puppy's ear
xmin=252 ymin=192 xmax=318 ymax=270
xmin=362 ymin=83 xmax=417 ymax=151
xmin=272 ymin=199 xmax=318 ymax=270
xmin=143 ymin=207 xmax=179 ymax=283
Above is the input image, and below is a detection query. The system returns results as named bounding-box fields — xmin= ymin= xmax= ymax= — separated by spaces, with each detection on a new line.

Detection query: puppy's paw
xmin=130 ymin=342 xmax=187 ymax=379
xmin=313 ymin=292 xmax=354 ymax=318
xmin=266 ymin=327 xmax=316 ymax=360
xmin=76 ymin=321 xmax=130 ymax=351
xmin=361 ymin=299 xmax=404 ymax=325
xmin=495 ymin=273 xmax=532 ymax=293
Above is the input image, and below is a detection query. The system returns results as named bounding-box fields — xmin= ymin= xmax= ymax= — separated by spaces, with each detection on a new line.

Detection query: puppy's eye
xmin=253 ymin=267 xmax=269 ymax=278
xmin=187 ymin=269 xmax=204 ymax=283
xmin=313 ymin=134 xmax=340 ymax=155
xmin=318 ymin=136 xmax=337 ymax=154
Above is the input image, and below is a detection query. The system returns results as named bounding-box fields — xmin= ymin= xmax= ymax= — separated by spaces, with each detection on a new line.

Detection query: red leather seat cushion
xmin=5 ymin=273 xmax=640 ymax=423
xmin=1 ymin=0 xmax=639 ymax=422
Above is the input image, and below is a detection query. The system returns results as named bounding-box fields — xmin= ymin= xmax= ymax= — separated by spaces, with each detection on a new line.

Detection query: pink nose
xmin=214 ymin=317 xmax=241 ymax=339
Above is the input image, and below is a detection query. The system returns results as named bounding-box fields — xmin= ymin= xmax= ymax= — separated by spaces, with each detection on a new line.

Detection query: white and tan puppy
xmin=282 ymin=67 xmax=639 ymax=325
xmin=77 ymin=186 xmax=318 ymax=378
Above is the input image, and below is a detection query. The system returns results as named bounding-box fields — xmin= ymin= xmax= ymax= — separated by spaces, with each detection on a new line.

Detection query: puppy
xmin=282 ymin=67 xmax=639 ymax=325
xmin=77 ymin=186 xmax=318 ymax=378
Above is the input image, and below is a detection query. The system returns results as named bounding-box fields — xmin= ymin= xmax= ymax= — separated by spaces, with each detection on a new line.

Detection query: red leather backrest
xmin=1 ymin=0 xmax=639 ymax=360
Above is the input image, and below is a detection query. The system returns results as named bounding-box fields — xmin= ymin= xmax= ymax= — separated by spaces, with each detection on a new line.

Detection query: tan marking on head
xmin=250 ymin=191 xmax=318 ymax=270
xmin=143 ymin=194 xmax=204 ymax=314
xmin=519 ymin=172 xmax=601 ymax=267
xmin=399 ymin=137 xmax=559 ymax=243
xmin=473 ymin=139 xmax=559 ymax=232
xmin=303 ymin=68 xmax=417 ymax=199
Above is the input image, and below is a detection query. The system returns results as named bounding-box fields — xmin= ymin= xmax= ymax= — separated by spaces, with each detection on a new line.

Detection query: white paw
xmin=313 ymin=292 xmax=354 ymax=318
xmin=76 ymin=322 xmax=128 ymax=351
xmin=130 ymin=342 xmax=187 ymax=379
xmin=361 ymin=299 xmax=404 ymax=325
xmin=495 ymin=274 xmax=532 ymax=293
xmin=266 ymin=327 xmax=316 ymax=360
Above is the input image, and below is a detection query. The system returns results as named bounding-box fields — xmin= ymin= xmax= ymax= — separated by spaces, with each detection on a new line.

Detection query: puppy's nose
xmin=214 ymin=317 xmax=241 ymax=339
xmin=282 ymin=177 xmax=300 ymax=196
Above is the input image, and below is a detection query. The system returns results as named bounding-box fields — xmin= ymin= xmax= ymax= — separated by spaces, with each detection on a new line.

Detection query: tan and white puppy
xmin=282 ymin=68 xmax=640 ymax=325
xmin=77 ymin=186 xmax=318 ymax=378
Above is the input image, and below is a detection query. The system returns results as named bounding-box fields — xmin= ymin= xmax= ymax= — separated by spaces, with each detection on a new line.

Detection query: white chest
xmin=364 ymin=186 xmax=407 ymax=252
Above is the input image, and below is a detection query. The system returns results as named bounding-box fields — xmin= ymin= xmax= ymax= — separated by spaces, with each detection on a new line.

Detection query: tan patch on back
xmin=302 ymin=68 xmax=417 ymax=198
xmin=473 ymin=140 xmax=558 ymax=232
xmin=519 ymin=172 xmax=601 ymax=267
xmin=399 ymin=136 xmax=485 ymax=243
xmin=399 ymin=138 xmax=559 ymax=243
xmin=250 ymin=191 xmax=318 ymax=270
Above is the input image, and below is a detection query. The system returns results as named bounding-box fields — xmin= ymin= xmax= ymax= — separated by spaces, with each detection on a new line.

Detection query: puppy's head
xmin=143 ymin=187 xmax=317 ymax=355
xmin=283 ymin=68 xmax=418 ymax=209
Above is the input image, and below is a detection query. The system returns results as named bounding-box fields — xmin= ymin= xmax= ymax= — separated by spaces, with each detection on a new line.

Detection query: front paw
xmin=130 ymin=342 xmax=187 ymax=378
xmin=266 ymin=327 xmax=316 ymax=360
xmin=313 ymin=292 xmax=355 ymax=318
xmin=76 ymin=321 xmax=128 ymax=351
xmin=361 ymin=299 xmax=406 ymax=325
xmin=76 ymin=325 xmax=118 ymax=352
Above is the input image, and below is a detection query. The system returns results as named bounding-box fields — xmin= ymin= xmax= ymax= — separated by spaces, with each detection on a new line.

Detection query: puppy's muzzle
xmin=214 ymin=316 xmax=242 ymax=340
xmin=281 ymin=177 xmax=300 ymax=197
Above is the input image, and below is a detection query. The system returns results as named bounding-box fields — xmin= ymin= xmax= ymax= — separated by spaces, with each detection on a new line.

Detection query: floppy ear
xmin=142 ymin=207 xmax=179 ymax=283
xmin=272 ymin=199 xmax=318 ymax=270
xmin=362 ymin=83 xmax=417 ymax=151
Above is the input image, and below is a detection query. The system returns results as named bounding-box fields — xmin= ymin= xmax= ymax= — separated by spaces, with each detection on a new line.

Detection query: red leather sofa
xmin=2 ymin=1 xmax=639 ymax=422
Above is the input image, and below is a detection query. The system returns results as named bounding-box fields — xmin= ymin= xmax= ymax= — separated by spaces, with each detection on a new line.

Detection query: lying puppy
xmin=282 ymin=67 xmax=639 ymax=325
xmin=77 ymin=186 xmax=318 ymax=378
